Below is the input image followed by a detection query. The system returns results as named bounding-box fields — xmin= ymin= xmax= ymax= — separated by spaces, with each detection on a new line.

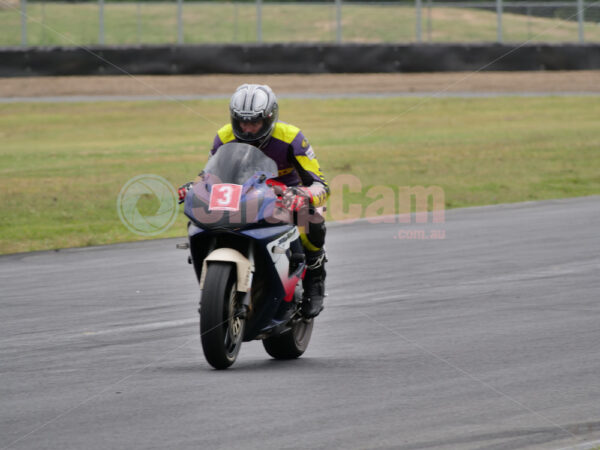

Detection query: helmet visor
xmin=232 ymin=117 xmax=271 ymax=144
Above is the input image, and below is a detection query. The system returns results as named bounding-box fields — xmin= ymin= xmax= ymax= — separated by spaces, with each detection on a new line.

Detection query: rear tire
xmin=263 ymin=318 xmax=314 ymax=359
xmin=200 ymin=262 xmax=245 ymax=369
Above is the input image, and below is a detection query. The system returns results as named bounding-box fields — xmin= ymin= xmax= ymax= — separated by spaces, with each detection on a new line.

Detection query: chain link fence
xmin=1 ymin=0 xmax=599 ymax=46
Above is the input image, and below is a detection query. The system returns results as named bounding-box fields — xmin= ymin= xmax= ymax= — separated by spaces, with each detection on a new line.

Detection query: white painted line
xmin=2 ymin=92 xmax=600 ymax=103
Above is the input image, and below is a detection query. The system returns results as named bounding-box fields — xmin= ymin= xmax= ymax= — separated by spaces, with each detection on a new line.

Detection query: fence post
xmin=577 ymin=0 xmax=585 ymax=43
xmin=99 ymin=0 xmax=105 ymax=44
xmin=496 ymin=0 xmax=503 ymax=43
xmin=137 ymin=2 xmax=142 ymax=44
xmin=234 ymin=2 xmax=238 ymax=42
xmin=20 ymin=0 xmax=27 ymax=46
xmin=257 ymin=0 xmax=262 ymax=42
xmin=41 ymin=0 xmax=46 ymax=45
xmin=177 ymin=0 xmax=183 ymax=44
xmin=426 ymin=0 xmax=432 ymax=42
xmin=335 ymin=0 xmax=342 ymax=43
xmin=416 ymin=0 xmax=422 ymax=42
xmin=526 ymin=5 xmax=532 ymax=40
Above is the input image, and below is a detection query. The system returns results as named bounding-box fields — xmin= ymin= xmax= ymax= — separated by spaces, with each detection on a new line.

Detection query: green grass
xmin=1 ymin=96 xmax=599 ymax=254
xmin=2 ymin=2 xmax=599 ymax=46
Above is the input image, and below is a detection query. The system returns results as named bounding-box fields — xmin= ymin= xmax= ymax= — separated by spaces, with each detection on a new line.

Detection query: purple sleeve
xmin=290 ymin=131 xmax=309 ymax=157
xmin=210 ymin=134 xmax=223 ymax=156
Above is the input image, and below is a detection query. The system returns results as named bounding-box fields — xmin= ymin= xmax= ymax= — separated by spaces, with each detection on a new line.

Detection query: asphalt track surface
xmin=2 ymin=196 xmax=600 ymax=450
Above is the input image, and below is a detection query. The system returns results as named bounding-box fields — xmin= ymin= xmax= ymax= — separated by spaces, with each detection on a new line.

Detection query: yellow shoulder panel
xmin=217 ymin=124 xmax=236 ymax=144
xmin=271 ymin=122 xmax=300 ymax=144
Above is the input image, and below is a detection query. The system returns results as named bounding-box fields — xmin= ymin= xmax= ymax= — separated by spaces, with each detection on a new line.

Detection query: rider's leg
xmin=299 ymin=218 xmax=327 ymax=318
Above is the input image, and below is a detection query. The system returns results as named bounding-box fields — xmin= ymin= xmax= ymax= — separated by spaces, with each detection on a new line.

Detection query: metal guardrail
xmin=8 ymin=0 xmax=599 ymax=47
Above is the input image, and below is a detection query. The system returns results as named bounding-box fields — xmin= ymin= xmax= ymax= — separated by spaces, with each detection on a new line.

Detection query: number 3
xmin=216 ymin=185 xmax=232 ymax=205
xmin=209 ymin=183 xmax=242 ymax=211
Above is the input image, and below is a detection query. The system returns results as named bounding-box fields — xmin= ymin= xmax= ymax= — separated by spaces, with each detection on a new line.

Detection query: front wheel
xmin=263 ymin=317 xmax=314 ymax=360
xmin=200 ymin=262 xmax=245 ymax=369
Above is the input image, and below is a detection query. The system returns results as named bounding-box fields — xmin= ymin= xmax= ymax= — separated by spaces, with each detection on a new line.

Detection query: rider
xmin=189 ymin=84 xmax=329 ymax=318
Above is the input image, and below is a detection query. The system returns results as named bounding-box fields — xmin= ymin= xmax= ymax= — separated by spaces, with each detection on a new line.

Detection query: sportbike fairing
xmin=184 ymin=143 xmax=303 ymax=339
xmin=184 ymin=143 xmax=292 ymax=230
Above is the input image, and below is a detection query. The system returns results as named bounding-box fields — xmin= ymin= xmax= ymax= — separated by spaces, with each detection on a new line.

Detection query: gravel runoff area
xmin=1 ymin=71 xmax=600 ymax=98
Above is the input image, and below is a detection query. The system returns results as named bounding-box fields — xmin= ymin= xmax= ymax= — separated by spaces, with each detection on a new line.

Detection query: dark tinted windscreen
xmin=204 ymin=143 xmax=278 ymax=184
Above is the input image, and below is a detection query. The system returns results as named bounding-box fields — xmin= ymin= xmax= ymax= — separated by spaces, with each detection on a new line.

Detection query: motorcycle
xmin=181 ymin=142 xmax=315 ymax=369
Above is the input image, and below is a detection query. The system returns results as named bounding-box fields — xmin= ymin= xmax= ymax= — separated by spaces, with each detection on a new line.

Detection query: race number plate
xmin=209 ymin=184 xmax=243 ymax=211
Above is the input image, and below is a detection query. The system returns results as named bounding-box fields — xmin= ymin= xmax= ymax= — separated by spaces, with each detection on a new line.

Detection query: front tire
xmin=263 ymin=318 xmax=314 ymax=359
xmin=200 ymin=262 xmax=245 ymax=369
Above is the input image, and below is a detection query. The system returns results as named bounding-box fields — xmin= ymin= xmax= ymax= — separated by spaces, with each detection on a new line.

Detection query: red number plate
xmin=209 ymin=184 xmax=243 ymax=211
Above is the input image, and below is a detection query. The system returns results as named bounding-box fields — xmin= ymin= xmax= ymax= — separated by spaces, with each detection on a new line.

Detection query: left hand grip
xmin=177 ymin=182 xmax=193 ymax=204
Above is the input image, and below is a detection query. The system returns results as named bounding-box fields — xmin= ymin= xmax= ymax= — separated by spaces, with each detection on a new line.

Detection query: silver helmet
xmin=230 ymin=84 xmax=279 ymax=148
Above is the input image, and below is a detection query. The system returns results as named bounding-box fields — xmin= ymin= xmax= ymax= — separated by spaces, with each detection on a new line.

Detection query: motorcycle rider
xmin=180 ymin=84 xmax=329 ymax=318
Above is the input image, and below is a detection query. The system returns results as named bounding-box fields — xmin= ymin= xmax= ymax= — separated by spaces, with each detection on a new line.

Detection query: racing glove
xmin=177 ymin=182 xmax=193 ymax=204
xmin=282 ymin=186 xmax=312 ymax=212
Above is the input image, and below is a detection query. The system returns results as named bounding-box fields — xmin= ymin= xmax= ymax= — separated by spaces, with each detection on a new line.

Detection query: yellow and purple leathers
xmin=211 ymin=122 xmax=329 ymax=207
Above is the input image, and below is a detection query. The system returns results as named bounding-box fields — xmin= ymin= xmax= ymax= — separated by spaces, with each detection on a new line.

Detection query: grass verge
xmin=1 ymin=96 xmax=599 ymax=254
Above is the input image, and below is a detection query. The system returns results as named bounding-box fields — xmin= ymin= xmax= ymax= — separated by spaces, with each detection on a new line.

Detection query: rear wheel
xmin=200 ymin=262 xmax=245 ymax=369
xmin=263 ymin=317 xmax=314 ymax=359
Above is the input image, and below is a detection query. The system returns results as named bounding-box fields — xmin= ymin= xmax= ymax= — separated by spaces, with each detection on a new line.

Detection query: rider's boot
xmin=302 ymin=249 xmax=327 ymax=318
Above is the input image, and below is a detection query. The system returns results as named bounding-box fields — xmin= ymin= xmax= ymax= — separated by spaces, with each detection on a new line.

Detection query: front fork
xmin=238 ymin=245 xmax=254 ymax=319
